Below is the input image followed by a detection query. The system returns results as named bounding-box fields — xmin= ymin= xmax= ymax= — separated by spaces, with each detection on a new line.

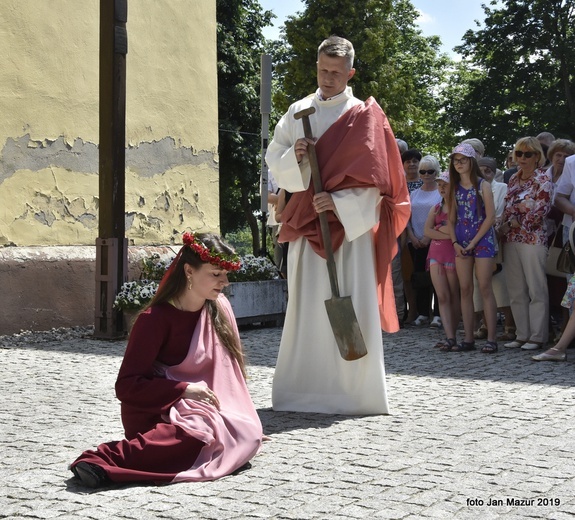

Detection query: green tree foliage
xmin=271 ymin=0 xmax=451 ymax=156
xmin=217 ymin=0 xmax=273 ymax=248
xmin=444 ymin=0 xmax=575 ymax=162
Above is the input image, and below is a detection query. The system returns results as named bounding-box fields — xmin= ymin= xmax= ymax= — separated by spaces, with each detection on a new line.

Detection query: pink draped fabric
xmin=163 ymin=295 xmax=262 ymax=482
xmin=279 ymin=97 xmax=410 ymax=332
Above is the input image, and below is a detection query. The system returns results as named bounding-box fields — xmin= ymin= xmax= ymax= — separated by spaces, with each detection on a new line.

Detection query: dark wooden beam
xmin=94 ymin=0 xmax=128 ymax=338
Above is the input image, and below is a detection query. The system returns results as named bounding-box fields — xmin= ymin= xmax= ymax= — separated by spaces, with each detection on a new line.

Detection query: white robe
xmin=266 ymin=88 xmax=389 ymax=415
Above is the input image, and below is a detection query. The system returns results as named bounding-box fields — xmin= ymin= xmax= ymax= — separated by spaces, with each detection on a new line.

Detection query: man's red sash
xmin=279 ymin=97 xmax=410 ymax=332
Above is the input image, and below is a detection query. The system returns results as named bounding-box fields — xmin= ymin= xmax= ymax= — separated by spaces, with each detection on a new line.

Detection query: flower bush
xmin=113 ymin=280 xmax=159 ymax=311
xmin=227 ymin=254 xmax=280 ymax=282
xmin=114 ymin=253 xmax=173 ymax=311
xmin=141 ymin=253 xmax=173 ymax=280
xmin=114 ymin=252 xmax=280 ymax=311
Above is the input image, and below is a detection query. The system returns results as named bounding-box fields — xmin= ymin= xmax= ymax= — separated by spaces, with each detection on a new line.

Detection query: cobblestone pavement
xmin=1 ymin=323 xmax=574 ymax=520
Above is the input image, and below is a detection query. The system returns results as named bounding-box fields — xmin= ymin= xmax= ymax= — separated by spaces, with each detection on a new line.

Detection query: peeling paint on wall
xmin=0 ymin=135 xmax=98 ymax=183
xmin=127 ymin=137 xmax=219 ymax=177
xmin=0 ymin=135 xmax=219 ymax=182
xmin=0 ymin=137 xmax=220 ymax=246
xmin=0 ymin=1 xmax=219 ymax=248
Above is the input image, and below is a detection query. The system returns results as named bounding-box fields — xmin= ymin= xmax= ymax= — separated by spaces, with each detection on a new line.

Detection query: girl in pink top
xmin=424 ymin=172 xmax=460 ymax=350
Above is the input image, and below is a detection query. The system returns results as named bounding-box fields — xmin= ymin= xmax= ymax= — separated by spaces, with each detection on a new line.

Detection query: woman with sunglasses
xmin=406 ymin=155 xmax=442 ymax=327
xmin=499 ymin=137 xmax=553 ymax=351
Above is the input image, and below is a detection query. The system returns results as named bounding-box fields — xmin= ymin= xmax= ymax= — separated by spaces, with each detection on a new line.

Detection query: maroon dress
xmin=71 ymin=303 xmax=234 ymax=484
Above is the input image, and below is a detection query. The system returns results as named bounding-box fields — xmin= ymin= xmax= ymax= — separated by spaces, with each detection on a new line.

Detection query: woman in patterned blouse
xmin=499 ymin=137 xmax=553 ymax=351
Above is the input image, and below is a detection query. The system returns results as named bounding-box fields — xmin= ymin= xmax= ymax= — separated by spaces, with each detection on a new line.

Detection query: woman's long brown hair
xmin=146 ymin=233 xmax=246 ymax=378
xmin=447 ymin=156 xmax=484 ymax=224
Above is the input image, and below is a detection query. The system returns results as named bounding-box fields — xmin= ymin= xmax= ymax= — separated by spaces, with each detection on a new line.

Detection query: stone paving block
xmin=373 ymin=500 xmax=423 ymax=518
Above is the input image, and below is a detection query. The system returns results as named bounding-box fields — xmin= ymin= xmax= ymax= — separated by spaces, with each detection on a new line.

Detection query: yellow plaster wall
xmin=126 ymin=2 xmax=218 ymax=149
xmin=0 ymin=2 xmax=100 ymax=143
xmin=0 ymin=0 xmax=219 ymax=247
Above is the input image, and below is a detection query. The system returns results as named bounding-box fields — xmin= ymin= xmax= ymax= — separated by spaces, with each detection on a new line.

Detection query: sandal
xmin=481 ymin=341 xmax=498 ymax=353
xmin=474 ymin=325 xmax=488 ymax=339
xmin=439 ymin=338 xmax=457 ymax=352
xmin=497 ymin=327 xmax=516 ymax=341
xmin=451 ymin=340 xmax=475 ymax=352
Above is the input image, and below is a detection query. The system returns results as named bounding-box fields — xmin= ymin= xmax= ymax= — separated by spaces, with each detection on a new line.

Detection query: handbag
xmin=556 ymin=241 xmax=575 ymax=275
xmin=554 ymin=242 xmax=575 ymax=276
xmin=547 ymin=225 xmax=575 ymax=276
xmin=546 ymin=229 xmax=564 ymax=277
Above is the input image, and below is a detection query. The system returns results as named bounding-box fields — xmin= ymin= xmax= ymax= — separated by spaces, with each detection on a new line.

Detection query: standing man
xmin=266 ymin=36 xmax=409 ymax=414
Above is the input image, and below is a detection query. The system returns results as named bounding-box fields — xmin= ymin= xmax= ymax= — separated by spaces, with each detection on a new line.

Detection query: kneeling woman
xmin=70 ymin=233 xmax=263 ymax=487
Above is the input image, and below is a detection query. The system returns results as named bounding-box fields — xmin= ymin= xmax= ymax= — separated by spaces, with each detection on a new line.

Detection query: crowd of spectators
xmin=395 ymin=132 xmax=575 ymax=361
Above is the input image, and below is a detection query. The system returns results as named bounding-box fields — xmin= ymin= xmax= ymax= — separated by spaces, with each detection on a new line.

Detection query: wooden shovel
xmin=294 ymin=107 xmax=367 ymax=361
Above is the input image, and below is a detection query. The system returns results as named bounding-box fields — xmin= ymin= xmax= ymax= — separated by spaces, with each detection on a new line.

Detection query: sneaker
xmin=504 ymin=340 xmax=525 ymax=349
xmin=412 ymin=315 xmax=429 ymax=326
xmin=521 ymin=342 xmax=543 ymax=350
xmin=430 ymin=316 xmax=442 ymax=328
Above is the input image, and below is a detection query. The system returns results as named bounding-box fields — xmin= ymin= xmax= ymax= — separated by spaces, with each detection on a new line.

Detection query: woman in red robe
xmin=70 ymin=233 xmax=263 ymax=487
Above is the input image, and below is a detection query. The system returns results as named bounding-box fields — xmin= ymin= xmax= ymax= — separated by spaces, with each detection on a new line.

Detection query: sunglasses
xmin=419 ymin=169 xmax=436 ymax=175
xmin=515 ymin=150 xmax=536 ymax=158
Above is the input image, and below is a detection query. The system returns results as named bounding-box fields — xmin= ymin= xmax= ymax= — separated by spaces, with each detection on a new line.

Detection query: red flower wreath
xmin=182 ymin=232 xmax=241 ymax=271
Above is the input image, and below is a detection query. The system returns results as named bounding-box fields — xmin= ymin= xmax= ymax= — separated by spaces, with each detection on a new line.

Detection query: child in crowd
xmin=424 ymin=171 xmax=460 ymax=350
xmin=447 ymin=143 xmax=499 ymax=353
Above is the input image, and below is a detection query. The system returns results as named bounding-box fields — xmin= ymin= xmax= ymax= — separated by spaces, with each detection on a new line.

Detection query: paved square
xmin=1 ymin=324 xmax=573 ymax=519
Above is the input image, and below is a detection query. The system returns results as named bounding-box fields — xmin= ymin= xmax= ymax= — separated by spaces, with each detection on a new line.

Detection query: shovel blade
xmin=324 ymin=296 xmax=368 ymax=361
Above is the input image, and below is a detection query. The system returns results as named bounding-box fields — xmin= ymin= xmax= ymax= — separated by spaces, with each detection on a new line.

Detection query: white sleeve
xmin=555 ymin=161 xmax=575 ymax=196
xmin=492 ymin=182 xmax=508 ymax=218
xmin=265 ymin=112 xmax=311 ymax=193
xmin=332 ymin=187 xmax=382 ymax=242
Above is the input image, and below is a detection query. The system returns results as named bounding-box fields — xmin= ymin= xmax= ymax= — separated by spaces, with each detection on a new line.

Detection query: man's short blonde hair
xmin=318 ymin=35 xmax=354 ymax=69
